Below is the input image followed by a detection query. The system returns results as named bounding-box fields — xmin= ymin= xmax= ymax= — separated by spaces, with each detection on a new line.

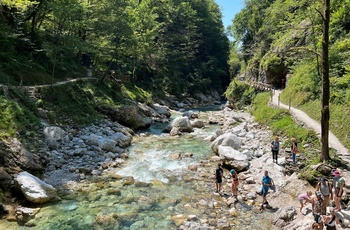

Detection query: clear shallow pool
xmin=1 ymin=108 xmax=275 ymax=230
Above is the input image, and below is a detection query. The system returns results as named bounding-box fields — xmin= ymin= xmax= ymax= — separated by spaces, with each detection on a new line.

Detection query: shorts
xmin=335 ymin=188 xmax=343 ymax=197
xmin=261 ymin=187 xmax=269 ymax=197
xmin=216 ymin=178 xmax=222 ymax=184
xmin=298 ymin=198 xmax=306 ymax=205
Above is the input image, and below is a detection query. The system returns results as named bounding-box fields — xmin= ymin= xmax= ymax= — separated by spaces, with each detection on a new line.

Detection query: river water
xmin=0 ymin=107 xmax=274 ymax=230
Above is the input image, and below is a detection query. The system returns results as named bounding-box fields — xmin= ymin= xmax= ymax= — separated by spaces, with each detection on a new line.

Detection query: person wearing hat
xmin=316 ymin=178 xmax=333 ymax=214
xmin=312 ymin=192 xmax=325 ymax=229
xmin=333 ymin=170 xmax=345 ymax=211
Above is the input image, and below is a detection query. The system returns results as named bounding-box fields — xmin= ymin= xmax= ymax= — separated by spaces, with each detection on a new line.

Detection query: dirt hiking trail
xmin=270 ymin=90 xmax=350 ymax=164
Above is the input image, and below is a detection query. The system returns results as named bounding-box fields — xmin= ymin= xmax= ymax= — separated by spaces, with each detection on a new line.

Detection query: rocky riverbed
xmin=1 ymin=103 xmax=350 ymax=229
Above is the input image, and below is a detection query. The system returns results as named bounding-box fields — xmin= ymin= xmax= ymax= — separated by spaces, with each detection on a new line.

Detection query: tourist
xmin=230 ymin=168 xmax=239 ymax=197
xmin=215 ymin=163 xmax=224 ymax=194
xmin=312 ymin=192 xmax=325 ymax=230
xmin=322 ymin=207 xmax=337 ymax=230
xmin=316 ymin=178 xmax=333 ymax=214
xmin=271 ymin=136 xmax=280 ymax=164
xmin=291 ymin=138 xmax=299 ymax=164
xmin=298 ymin=191 xmax=313 ymax=214
xmin=333 ymin=170 xmax=345 ymax=211
xmin=260 ymin=170 xmax=274 ymax=210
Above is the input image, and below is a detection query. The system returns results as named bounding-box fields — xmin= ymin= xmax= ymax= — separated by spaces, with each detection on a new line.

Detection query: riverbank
xmin=1 ymin=102 xmax=350 ymax=229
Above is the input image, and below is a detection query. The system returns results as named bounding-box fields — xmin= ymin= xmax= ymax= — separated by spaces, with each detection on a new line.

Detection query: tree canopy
xmin=0 ymin=0 xmax=230 ymax=96
xmin=229 ymin=0 xmax=350 ymax=97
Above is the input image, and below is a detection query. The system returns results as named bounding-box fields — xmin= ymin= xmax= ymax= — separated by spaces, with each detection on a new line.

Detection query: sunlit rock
xmin=171 ymin=214 xmax=187 ymax=227
xmin=14 ymin=172 xmax=58 ymax=203
xmin=169 ymin=153 xmax=181 ymax=159
xmin=218 ymin=146 xmax=247 ymax=161
xmin=164 ymin=117 xmax=193 ymax=133
xmin=211 ymin=133 xmax=242 ymax=153
xmin=15 ymin=206 xmax=40 ymax=226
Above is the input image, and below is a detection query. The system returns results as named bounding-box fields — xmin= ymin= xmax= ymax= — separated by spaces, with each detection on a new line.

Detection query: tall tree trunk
xmin=321 ymin=0 xmax=330 ymax=162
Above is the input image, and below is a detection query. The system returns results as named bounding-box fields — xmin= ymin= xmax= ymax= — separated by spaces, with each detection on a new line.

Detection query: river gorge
xmin=1 ymin=104 xmax=348 ymax=230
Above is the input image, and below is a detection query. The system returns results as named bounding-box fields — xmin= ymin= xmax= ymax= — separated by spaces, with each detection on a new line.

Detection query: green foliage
xmin=298 ymin=99 xmax=350 ymax=150
xmin=251 ymin=92 xmax=318 ymax=145
xmin=0 ymin=93 xmax=40 ymax=138
xmin=224 ymin=80 xmax=257 ymax=108
xmin=120 ymin=84 xmax=153 ymax=104
xmin=38 ymin=80 xmax=153 ymax=126
xmin=0 ymin=0 xmax=230 ymax=97
xmin=330 ymin=38 xmax=350 ymax=77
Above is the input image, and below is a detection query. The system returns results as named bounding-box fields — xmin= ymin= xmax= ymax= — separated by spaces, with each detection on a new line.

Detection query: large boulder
xmin=190 ymin=119 xmax=205 ymax=128
xmin=218 ymin=146 xmax=248 ymax=161
xmin=224 ymin=160 xmax=250 ymax=171
xmin=163 ymin=117 xmax=193 ymax=133
xmin=114 ymin=105 xmax=152 ymax=130
xmin=211 ymin=133 xmax=242 ymax=153
xmin=14 ymin=171 xmax=58 ymax=203
xmin=44 ymin=126 xmax=67 ymax=150
xmin=0 ymin=138 xmax=45 ymax=175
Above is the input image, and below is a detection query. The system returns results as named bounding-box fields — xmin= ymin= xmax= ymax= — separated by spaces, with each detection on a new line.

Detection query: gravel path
xmin=270 ymin=89 xmax=350 ymax=164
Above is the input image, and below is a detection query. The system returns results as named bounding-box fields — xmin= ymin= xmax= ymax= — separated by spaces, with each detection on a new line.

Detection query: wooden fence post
xmin=289 ymin=98 xmax=291 ymax=110
xmin=278 ymin=94 xmax=280 ymax=107
xmin=270 ymin=90 xmax=273 ymax=102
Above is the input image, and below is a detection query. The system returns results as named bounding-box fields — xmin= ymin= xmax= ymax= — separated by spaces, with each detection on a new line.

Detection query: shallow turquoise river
xmin=0 ymin=109 xmax=274 ymax=230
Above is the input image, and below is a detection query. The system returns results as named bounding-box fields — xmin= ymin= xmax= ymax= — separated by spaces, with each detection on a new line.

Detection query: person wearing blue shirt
xmin=260 ymin=170 xmax=275 ymax=210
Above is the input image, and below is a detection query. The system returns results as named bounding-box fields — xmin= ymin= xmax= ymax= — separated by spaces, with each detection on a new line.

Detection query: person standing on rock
xmin=316 ymin=178 xmax=333 ymax=214
xmin=230 ymin=169 xmax=239 ymax=197
xmin=312 ymin=192 xmax=325 ymax=230
xmin=215 ymin=163 xmax=224 ymax=194
xmin=291 ymin=138 xmax=299 ymax=165
xmin=333 ymin=170 xmax=345 ymax=212
xmin=271 ymin=136 xmax=280 ymax=164
xmin=260 ymin=170 xmax=274 ymax=210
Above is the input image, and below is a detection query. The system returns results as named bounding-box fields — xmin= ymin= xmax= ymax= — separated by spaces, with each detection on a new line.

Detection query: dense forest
xmin=0 ymin=0 xmax=230 ymax=96
xmin=227 ymin=0 xmax=350 ymax=149
xmin=229 ymin=0 xmax=350 ymax=93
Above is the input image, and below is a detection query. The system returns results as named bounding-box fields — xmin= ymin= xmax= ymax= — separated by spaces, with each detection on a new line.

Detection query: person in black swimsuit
xmin=215 ymin=163 xmax=223 ymax=193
